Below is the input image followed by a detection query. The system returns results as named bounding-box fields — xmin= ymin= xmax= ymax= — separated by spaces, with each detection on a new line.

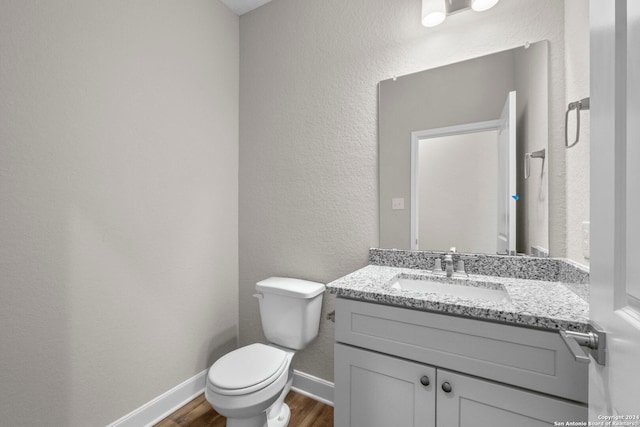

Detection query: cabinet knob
xmin=441 ymin=381 xmax=452 ymax=393
xmin=420 ymin=375 xmax=430 ymax=386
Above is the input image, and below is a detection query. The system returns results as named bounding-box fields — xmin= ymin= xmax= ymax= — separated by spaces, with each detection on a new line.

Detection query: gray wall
xmin=239 ymin=0 xmax=568 ymax=383
xmin=0 ymin=1 xmax=239 ymax=425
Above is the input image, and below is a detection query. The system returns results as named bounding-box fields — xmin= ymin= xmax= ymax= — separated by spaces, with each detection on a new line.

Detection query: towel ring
xmin=565 ymin=97 xmax=590 ymax=148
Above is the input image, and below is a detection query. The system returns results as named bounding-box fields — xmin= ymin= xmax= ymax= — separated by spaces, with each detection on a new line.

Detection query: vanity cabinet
xmin=335 ymin=343 xmax=435 ymax=427
xmin=436 ymin=368 xmax=585 ymax=427
xmin=334 ymin=299 xmax=588 ymax=426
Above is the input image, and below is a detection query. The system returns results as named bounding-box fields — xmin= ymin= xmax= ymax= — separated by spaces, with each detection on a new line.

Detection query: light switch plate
xmin=392 ymin=198 xmax=405 ymax=210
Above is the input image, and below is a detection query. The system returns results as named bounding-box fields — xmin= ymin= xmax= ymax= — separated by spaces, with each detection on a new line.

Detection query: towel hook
xmin=524 ymin=148 xmax=545 ymax=180
xmin=565 ymin=97 xmax=590 ymax=148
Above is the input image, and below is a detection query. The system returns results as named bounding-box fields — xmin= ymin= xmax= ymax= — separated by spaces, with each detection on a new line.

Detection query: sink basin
xmin=389 ymin=276 xmax=510 ymax=303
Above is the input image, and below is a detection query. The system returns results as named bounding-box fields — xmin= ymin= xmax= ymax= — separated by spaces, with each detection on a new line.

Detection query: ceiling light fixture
xmin=422 ymin=0 xmax=500 ymax=27
xmin=422 ymin=0 xmax=447 ymax=27
xmin=471 ymin=0 xmax=500 ymax=12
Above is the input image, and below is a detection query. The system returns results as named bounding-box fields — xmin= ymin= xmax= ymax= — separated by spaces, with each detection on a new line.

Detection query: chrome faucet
xmin=444 ymin=247 xmax=455 ymax=277
xmin=431 ymin=247 xmax=469 ymax=278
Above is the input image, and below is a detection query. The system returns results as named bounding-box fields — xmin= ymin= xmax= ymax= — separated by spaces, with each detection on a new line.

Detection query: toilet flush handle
xmin=253 ymin=292 xmax=264 ymax=299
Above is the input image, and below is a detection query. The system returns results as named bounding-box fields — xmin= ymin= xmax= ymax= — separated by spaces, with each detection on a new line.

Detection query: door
xmin=413 ymin=128 xmax=499 ymax=253
xmin=436 ymin=369 xmax=586 ymax=426
xmin=496 ymin=91 xmax=516 ymax=255
xmin=589 ymin=0 xmax=640 ymax=417
xmin=334 ymin=343 xmax=436 ymax=427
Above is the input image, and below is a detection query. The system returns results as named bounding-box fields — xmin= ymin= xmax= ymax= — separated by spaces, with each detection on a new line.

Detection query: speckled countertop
xmin=327 ymin=264 xmax=589 ymax=333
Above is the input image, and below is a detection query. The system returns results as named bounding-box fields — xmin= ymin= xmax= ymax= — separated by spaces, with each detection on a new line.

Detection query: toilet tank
xmin=255 ymin=277 xmax=325 ymax=350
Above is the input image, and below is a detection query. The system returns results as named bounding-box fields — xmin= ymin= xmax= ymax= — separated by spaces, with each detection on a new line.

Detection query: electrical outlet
xmin=392 ymin=198 xmax=405 ymax=210
xmin=582 ymin=221 xmax=590 ymax=259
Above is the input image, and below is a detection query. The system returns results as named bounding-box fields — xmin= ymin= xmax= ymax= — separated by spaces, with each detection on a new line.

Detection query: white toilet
xmin=205 ymin=277 xmax=325 ymax=427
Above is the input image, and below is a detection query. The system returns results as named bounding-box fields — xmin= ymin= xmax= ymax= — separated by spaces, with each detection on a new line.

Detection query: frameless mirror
xmin=379 ymin=41 xmax=549 ymax=255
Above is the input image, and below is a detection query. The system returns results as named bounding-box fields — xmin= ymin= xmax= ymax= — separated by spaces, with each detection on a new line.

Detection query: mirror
xmin=379 ymin=41 xmax=549 ymax=256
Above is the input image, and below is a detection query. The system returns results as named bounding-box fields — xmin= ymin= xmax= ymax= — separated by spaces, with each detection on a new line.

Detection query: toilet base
xmin=226 ymin=413 xmax=267 ymax=427
xmin=267 ymin=403 xmax=290 ymax=427
xmin=223 ymin=397 xmax=291 ymax=427
xmin=266 ymin=365 xmax=293 ymax=427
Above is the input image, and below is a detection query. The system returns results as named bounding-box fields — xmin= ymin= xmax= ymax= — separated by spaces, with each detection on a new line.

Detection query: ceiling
xmin=220 ymin=0 xmax=273 ymax=15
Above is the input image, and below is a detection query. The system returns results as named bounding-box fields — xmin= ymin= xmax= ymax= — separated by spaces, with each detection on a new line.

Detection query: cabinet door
xmin=436 ymin=369 xmax=587 ymax=427
xmin=335 ymin=343 xmax=436 ymax=427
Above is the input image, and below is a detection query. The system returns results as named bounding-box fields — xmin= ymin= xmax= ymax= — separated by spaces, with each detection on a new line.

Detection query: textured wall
xmin=0 ymin=1 xmax=239 ymax=425
xmin=239 ymin=0 xmax=568 ymax=383
xmin=565 ymin=0 xmax=591 ymax=266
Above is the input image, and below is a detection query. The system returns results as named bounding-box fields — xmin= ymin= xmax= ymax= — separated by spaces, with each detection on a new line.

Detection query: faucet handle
xmin=456 ymin=260 xmax=469 ymax=277
xmin=430 ymin=258 xmax=446 ymax=276
xmin=457 ymin=260 xmax=465 ymax=270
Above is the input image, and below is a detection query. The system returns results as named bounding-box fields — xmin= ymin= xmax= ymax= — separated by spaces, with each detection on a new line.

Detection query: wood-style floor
xmin=155 ymin=391 xmax=334 ymax=427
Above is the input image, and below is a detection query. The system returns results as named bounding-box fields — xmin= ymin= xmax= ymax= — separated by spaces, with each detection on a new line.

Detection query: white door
xmin=589 ymin=0 xmax=640 ymax=418
xmin=496 ymin=91 xmax=516 ymax=255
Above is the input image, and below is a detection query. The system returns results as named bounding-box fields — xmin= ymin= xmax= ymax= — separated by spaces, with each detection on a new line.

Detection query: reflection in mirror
xmin=415 ymin=130 xmax=499 ymax=253
xmin=379 ymin=41 xmax=548 ymax=256
xmin=411 ymin=92 xmax=516 ymax=255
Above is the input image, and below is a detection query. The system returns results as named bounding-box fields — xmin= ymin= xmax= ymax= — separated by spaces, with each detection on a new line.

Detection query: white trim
xmin=503 ymin=91 xmax=517 ymax=255
xmin=106 ymin=369 xmax=208 ymax=427
xmin=105 ymin=368 xmax=334 ymax=426
xmin=410 ymin=120 xmax=502 ymax=250
xmin=410 ymin=135 xmax=418 ymax=250
xmin=411 ymin=120 xmax=502 ymax=141
xmin=291 ymin=369 xmax=335 ymax=407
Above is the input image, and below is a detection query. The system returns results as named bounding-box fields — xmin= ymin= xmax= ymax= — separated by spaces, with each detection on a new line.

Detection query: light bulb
xmin=471 ymin=0 xmax=500 ymax=12
xmin=422 ymin=0 xmax=446 ymax=27
xmin=422 ymin=11 xmax=446 ymax=27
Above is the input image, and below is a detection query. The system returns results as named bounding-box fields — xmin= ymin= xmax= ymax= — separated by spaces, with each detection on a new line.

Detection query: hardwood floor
xmin=155 ymin=391 xmax=334 ymax=427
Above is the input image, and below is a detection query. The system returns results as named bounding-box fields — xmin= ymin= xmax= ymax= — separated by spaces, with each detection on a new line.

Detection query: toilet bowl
xmin=205 ymin=277 xmax=325 ymax=427
xmin=205 ymin=344 xmax=294 ymax=427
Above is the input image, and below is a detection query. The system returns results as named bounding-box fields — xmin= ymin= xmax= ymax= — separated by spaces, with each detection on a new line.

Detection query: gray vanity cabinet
xmin=334 ymin=298 xmax=588 ymax=426
xmin=335 ymin=343 xmax=585 ymax=427
xmin=335 ymin=343 xmax=436 ymax=427
xmin=436 ymin=369 xmax=585 ymax=426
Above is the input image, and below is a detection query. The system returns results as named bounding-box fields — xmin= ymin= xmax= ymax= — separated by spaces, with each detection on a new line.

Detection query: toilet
xmin=205 ymin=277 xmax=325 ymax=427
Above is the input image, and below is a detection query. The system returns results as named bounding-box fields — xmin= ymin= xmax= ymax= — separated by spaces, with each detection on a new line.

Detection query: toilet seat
xmin=207 ymin=343 xmax=288 ymax=396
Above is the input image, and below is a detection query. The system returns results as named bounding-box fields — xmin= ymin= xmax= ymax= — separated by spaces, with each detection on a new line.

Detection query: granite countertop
xmin=327 ymin=264 xmax=589 ymax=333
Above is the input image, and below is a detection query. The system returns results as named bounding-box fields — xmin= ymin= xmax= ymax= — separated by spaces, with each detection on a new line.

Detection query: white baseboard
xmin=106 ymin=367 xmax=334 ymax=427
xmin=291 ymin=369 xmax=334 ymax=407
xmin=106 ymin=368 xmax=208 ymax=427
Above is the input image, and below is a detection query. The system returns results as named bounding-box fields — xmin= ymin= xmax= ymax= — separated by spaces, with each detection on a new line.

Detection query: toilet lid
xmin=208 ymin=343 xmax=288 ymax=393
